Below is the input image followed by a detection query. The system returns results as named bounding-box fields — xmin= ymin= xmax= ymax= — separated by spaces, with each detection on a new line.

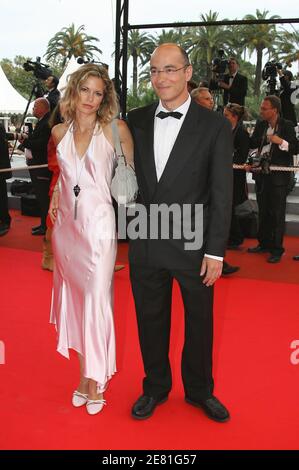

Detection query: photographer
xmin=44 ymin=75 xmax=61 ymax=112
xmin=218 ymin=58 xmax=248 ymax=106
xmin=278 ymin=69 xmax=297 ymax=126
xmin=0 ymin=124 xmax=12 ymax=236
xmin=20 ymin=98 xmax=52 ymax=236
xmin=247 ymin=95 xmax=298 ymax=263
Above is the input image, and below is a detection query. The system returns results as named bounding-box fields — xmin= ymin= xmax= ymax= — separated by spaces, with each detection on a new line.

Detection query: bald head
xmin=32 ymin=98 xmax=50 ymax=119
xmin=151 ymin=43 xmax=190 ymax=66
xmin=150 ymin=43 xmax=192 ymax=110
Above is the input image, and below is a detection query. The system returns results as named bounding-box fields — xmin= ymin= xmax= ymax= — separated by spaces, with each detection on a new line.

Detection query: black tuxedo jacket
xmin=0 ymin=124 xmax=12 ymax=179
xmin=232 ymin=124 xmax=250 ymax=205
xmin=127 ymin=100 xmax=233 ymax=269
xmin=23 ymin=112 xmax=51 ymax=166
xmin=46 ymin=88 xmax=60 ymax=111
xmin=223 ymin=72 xmax=248 ymax=106
xmin=279 ymin=76 xmax=298 ymax=126
xmin=250 ymin=117 xmax=298 ymax=185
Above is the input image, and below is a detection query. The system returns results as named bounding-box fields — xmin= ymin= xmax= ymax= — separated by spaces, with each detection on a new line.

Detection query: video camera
xmin=23 ymin=57 xmax=53 ymax=80
xmin=212 ymin=50 xmax=229 ymax=80
xmin=262 ymin=60 xmax=283 ymax=95
xmin=262 ymin=61 xmax=282 ymax=81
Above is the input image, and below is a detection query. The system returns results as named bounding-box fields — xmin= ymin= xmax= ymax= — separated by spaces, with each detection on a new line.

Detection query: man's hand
xmin=268 ymin=135 xmax=283 ymax=145
xmin=200 ymin=256 xmax=223 ymax=287
xmin=18 ymin=133 xmax=28 ymax=143
xmin=218 ymin=81 xmax=230 ymax=90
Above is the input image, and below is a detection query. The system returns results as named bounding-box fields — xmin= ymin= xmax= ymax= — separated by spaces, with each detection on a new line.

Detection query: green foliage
xmin=127 ymin=88 xmax=157 ymax=111
xmin=125 ymin=9 xmax=299 ymax=104
xmin=1 ymin=13 xmax=299 ymax=119
xmin=1 ymin=56 xmax=38 ymax=99
xmin=44 ymin=23 xmax=102 ymax=66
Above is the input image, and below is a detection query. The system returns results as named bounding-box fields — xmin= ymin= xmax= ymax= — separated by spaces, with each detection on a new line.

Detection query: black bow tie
xmin=156 ymin=110 xmax=183 ymax=120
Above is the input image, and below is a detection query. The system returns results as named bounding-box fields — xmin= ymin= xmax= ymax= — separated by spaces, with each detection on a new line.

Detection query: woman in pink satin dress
xmin=49 ymin=64 xmax=133 ymax=415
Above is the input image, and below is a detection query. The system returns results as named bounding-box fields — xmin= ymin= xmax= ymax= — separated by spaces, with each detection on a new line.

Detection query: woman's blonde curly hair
xmin=60 ymin=64 xmax=119 ymax=125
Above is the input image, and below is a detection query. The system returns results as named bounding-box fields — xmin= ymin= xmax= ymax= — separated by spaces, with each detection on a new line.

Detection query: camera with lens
xmin=212 ymin=50 xmax=229 ymax=80
xmin=23 ymin=57 xmax=52 ymax=80
xmin=262 ymin=60 xmax=282 ymax=81
xmin=247 ymin=149 xmax=271 ymax=174
xmin=262 ymin=60 xmax=282 ymax=95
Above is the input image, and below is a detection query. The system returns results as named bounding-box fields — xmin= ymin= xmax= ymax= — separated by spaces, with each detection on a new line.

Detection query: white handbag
xmin=110 ymin=119 xmax=138 ymax=204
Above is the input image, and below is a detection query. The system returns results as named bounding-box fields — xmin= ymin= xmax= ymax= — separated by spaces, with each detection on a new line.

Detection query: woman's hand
xmin=49 ymin=190 xmax=59 ymax=224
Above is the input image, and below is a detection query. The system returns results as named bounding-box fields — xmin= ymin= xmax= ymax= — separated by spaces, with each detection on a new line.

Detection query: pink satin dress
xmin=50 ymin=123 xmax=117 ymax=392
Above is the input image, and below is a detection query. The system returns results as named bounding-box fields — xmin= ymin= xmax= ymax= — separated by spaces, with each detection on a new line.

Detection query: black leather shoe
xmin=226 ymin=244 xmax=242 ymax=251
xmin=0 ymin=223 xmax=10 ymax=237
xmin=131 ymin=395 xmax=168 ymax=420
xmin=267 ymin=254 xmax=282 ymax=263
xmin=248 ymin=245 xmax=269 ymax=253
xmin=222 ymin=262 xmax=240 ymax=276
xmin=185 ymin=396 xmax=230 ymax=423
xmin=32 ymin=227 xmax=46 ymax=236
xmin=293 ymin=255 xmax=299 ymax=261
xmin=32 ymin=225 xmax=42 ymax=233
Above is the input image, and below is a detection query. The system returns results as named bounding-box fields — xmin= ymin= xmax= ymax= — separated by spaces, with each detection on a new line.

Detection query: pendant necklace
xmin=73 ymin=155 xmax=85 ymax=220
xmin=73 ymin=133 xmax=88 ymax=220
xmin=72 ymin=122 xmax=96 ymax=219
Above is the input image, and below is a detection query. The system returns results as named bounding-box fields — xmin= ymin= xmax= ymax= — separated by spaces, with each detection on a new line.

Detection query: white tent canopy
xmin=0 ymin=64 xmax=28 ymax=114
xmin=58 ymin=56 xmax=83 ymax=93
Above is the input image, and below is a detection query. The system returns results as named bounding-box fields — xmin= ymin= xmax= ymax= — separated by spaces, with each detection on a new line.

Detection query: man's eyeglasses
xmin=260 ymin=106 xmax=274 ymax=111
xmin=150 ymin=65 xmax=189 ymax=77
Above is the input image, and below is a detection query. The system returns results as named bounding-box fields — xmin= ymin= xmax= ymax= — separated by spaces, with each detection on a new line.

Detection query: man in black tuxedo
xmin=20 ymin=98 xmax=52 ymax=235
xmin=0 ymin=124 xmax=12 ymax=236
xmin=278 ymin=70 xmax=298 ymax=127
xmin=248 ymin=95 xmax=298 ymax=263
xmin=127 ymin=44 xmax=233 ymax=422
xmin=218 ymin=57 xmax=248 ymax=106
xmin=44 ymin=75 xmax=60 ymax=111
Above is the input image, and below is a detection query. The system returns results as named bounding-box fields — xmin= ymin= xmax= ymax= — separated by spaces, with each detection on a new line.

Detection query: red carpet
xmin=2 ymin=210 xmax=299 ymax=283
xmin=0 ymin=212 xmax=299 ymax=449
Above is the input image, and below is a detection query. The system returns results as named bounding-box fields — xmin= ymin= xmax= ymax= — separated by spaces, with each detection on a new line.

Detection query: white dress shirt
xmin=153 ymin=95 xmax=223 ymax=262
xmin=154 ymin=96 xmax=191 ymax=180
xmin=229 ymin=71 xmax=237 ymax=87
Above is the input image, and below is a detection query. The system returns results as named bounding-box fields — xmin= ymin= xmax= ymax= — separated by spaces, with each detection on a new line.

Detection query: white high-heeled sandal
xmin=86 ymin=398 xmax=107 ymax=415
xmin=72 ymin=390 xmax=88 ymax=407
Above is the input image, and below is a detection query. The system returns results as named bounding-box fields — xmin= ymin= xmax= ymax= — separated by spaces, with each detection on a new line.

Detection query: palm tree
xmin=277 ymin=26 xmax=299 ymax=67
xmin=186 ymin=11 xmax=233 ymax=82
xmin=127 ymin=30 xmax=155 ymax=96
xmin=241 ymin=10 xmax=280 ymax=95
xmin=155 ymin=28 xmax=186 ymax=46
xmin=45 ymin=24 xmax=102 ymax=66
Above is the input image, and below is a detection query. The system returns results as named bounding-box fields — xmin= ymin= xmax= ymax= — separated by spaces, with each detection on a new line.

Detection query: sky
xmin=1 ymin=0 xmax=299 ymax=77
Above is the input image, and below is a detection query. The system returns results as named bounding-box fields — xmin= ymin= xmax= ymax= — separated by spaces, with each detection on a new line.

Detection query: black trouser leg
xmin=269 ymin=184 xmax=288 ymax=256
xmin=35 ymin=176 xmax=51 ymax=229
xmin=0 ymin=177 xmax=11 ymax=225
xmin=130 ymin=264 xmax=173 ymax=399
xmin=255 ymin=176 xmax=273 ymax=249
xmin=30 ymin=169 xmax=51 ymax=229
xmin=172 ymin=269 xmax=214 ymax=401
xmin=229 ymin=209 xmax=244 ymax=245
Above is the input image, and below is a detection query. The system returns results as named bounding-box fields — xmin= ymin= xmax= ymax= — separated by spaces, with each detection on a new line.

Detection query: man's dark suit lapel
xmin=137 ymin=103 xmax=158 ymax=201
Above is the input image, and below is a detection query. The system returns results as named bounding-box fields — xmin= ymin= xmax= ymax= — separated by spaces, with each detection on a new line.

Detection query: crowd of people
xmin=0 ymin=45 xmax=298 ymax=420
